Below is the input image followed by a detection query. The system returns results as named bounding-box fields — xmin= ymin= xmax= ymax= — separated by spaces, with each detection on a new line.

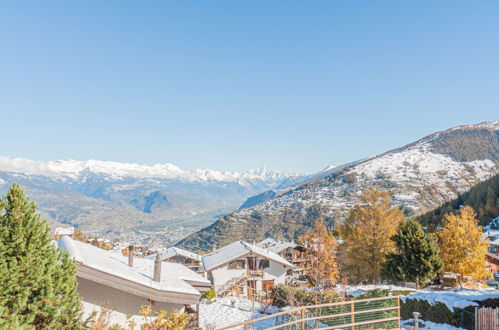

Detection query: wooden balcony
xmin=247 ymin=269 xmax=264 ymax=277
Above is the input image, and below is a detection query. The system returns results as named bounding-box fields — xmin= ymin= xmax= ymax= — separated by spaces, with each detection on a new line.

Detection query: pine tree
xmin=338 ymin=187 xmax=405 ymax=284
xmin=382 ymin=220 xmax=442 ymax=289
xmin=0 ymin=183 xmax=82 ymax=328
xmin=437 ymin=206 xmax=489 ymax=281
xmin=301 ymin=218 xmax=339 ymax=288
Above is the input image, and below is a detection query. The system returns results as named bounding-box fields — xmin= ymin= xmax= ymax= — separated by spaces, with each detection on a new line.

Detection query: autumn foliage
xmin=338 ymin=187 xmax=405 ymax=284
xmin=301 ymin=219 xmax=339 ymax=288
xmin=437 ymin=206 xmax=489 ymax=281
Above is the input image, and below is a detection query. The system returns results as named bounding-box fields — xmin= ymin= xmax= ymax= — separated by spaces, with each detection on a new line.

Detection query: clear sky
xmin=0 ymin=1 xmax=497 ymax=173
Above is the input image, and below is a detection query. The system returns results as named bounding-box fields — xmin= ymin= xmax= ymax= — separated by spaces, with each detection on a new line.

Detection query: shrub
xmin=139 ymin=305 xmax=190 ymax=330
xmin=353 ymin=289 xmax=392 ymax=299
xmin=401 ymin=298 xmax=459 ymax=326
xmin=202 ymin=288 xmax=216 ymax=301
xmin=270 ymin=285 xmax=339 ymax=307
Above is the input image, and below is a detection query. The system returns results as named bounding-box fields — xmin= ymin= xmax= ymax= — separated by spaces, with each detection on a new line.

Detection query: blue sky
xmin=0 ymin=1 xmax=497 ymax=173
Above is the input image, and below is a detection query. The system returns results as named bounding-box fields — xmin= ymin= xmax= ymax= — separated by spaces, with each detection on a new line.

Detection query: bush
xmin=139 ymin=305 xmax=190 ymax=330
xmin=477 ymin=298 xmax=499 ymax=308
xmin=202 ymin=288 xmax=216 ymax=301
xmin=401 ymin=298 xmax=460 ymax=326
xmin=353 ymin=289 xmax=392 ymax=299
xmin=270 ymin=285 xmax=339 ymax=307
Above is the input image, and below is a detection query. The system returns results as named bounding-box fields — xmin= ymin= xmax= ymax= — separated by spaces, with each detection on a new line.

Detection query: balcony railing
xmin=247 ymin=269 xmax=264 ymax=277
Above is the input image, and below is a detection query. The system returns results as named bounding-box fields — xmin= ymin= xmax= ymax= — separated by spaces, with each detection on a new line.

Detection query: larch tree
xmin=0 ymin=183 xmax=82 ymax=329
xmin=301 ymin=218 xmax=339 ymax=289
xmin=437 ymin=206 xmax=489 ymax=281
xmin=382 ymin=219 xmax=442 ymax=289
xmin=338 ymin=187 xmax=405 ymax=284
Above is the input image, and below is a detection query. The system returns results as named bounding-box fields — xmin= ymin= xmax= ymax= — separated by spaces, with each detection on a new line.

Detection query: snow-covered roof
xmin=257 ymin=238 xmax=298 ymax=253
xmin=57 ymin=236 xmax=209 ymax=297
xmin=489 ymin=237 xmax=499 ymax=246
xmin=54 ymin=227 xmax=75 ymax=236
xmin=201 ymin=240 xmax=294 ymax=271
xmin=158 ymin=247 xmax=201 ymax=262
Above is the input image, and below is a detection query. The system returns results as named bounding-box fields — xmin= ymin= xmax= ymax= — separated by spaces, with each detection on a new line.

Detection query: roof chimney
xmin=153 ymin=253 xmax=161 ymax=282
xmin=128 ymin=245 xmax=134 ymax=267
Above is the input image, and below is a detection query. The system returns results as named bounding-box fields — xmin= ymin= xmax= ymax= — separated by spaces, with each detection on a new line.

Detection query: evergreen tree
xmin=437 ymin=206 xmax=489 ymax=281
xmin=0 ymin=183 xmax=82 ymax=328
xmin=338 ymin=187 xmax=405 ymax=284
xmin=382 ymin=220 xmax=442 ymax=289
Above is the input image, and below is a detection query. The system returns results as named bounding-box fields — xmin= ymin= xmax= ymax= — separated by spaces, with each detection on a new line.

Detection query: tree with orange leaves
xmin=301 ymin=218 xmax=339 ymax=288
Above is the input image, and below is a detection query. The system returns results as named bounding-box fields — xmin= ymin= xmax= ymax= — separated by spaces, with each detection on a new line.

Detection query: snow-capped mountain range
xmin=0 ymin=157 xmax=296 ymax=183
xmin=0 ymin=158 xmax=304 ymax=245
xmin=177 ymin=121 xmax=499 ymax=252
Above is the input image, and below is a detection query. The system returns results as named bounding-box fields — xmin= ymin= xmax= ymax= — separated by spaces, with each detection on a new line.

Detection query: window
xmin=258 ymin=259 xmax=269 ymax=269
xmin=262 ymin=280 xmax=274 ymax=291
xmin=229 ymin=260 xmax=245 ymax=269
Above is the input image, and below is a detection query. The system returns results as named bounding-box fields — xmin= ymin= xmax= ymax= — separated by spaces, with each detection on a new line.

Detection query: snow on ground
xmin=402 ymin=289 xmax=499 ymax=311
xmin=199 ymin=297 xmax=272 ymax=329
xmin=343 ymin=284 xmax=417 ymax=297
xmin=401 ymin=319 xmax=465 ymax=330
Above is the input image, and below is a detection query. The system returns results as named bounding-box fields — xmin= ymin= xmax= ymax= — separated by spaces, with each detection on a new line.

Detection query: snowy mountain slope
xmin=0 ymin=159 xmax=303 ymax=245
xmin=177 ymin=121 xmax=499 ymax=252
xmin=238 ymin=158 xmax=372 ymax=210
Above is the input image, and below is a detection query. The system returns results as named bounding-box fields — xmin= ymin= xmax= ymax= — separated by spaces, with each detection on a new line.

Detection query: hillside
xmin=0 ymin=159 xmax=302 ymax=246
xmin=416 ymin=173 xmax=499 ymax=230
xmin=177 ymin=122 xmax=499 ymax=252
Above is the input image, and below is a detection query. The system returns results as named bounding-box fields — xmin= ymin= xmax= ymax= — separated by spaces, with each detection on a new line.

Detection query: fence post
xmin=244 ymin=321 xmax=248 ymax=330
xmin=351 ymin=301 xmax=355 ymax=330
xmin=397 ymin=296 xmax=401 ymax=329
xmin=301 ymin=307 xmax=305 ymax=330
xmin=474 ymin=307 xmax=477 ymax=330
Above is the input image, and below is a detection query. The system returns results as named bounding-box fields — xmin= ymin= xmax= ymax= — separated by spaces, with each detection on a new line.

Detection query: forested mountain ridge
xmin=177 ymin=122 xmax=498 ymax=252
xmin=417 ymin=173 xmax=499 ymax=230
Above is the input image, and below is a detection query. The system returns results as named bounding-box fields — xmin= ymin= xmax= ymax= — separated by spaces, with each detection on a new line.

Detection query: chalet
xmin=154 ymin=247 xmax=203 ymax=273
xmin=257 ymin=238 xmax=307 ymax=276
xmin=201 ymin=240 xmax=294 ymax=297
xmin=56 ymin=236 xmax=211 ymax=326
xmin=486 ymin=237 xmax=499 ymax=275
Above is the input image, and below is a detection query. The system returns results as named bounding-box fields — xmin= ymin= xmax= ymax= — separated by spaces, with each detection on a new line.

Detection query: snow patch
xmin=401 ymin=289 xmax=499 ymax=311
xmin=401 ymin=319 xmax=465 ymax=330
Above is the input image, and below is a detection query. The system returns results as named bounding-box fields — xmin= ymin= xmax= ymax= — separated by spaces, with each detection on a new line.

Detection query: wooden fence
xmin=219 ymin=295 xmax=401 ymax=330
xmin=475 ymin=307 xmax=499 ymax=330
